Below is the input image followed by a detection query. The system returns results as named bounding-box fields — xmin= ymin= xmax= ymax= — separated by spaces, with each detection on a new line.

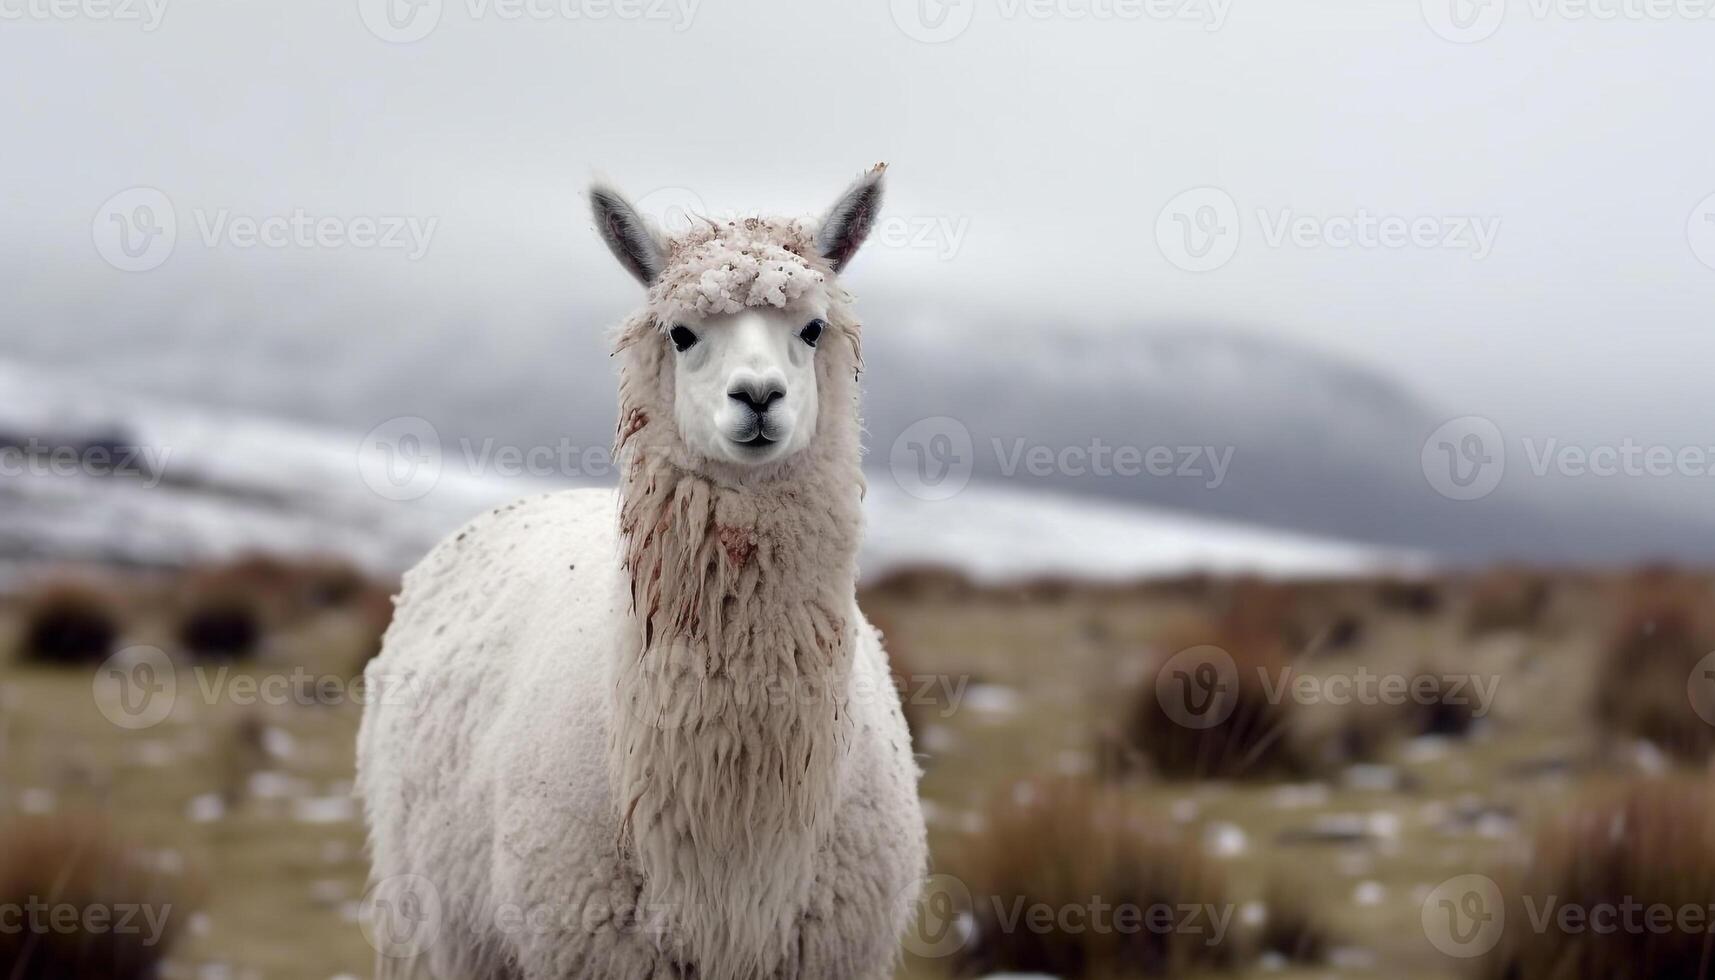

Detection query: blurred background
xmin=4 ymin=1 xmax=1715 ymax=977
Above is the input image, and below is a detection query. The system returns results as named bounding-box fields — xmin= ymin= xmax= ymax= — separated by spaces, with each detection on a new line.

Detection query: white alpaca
xmin=356 ymin=165 xmax=927 ymax=980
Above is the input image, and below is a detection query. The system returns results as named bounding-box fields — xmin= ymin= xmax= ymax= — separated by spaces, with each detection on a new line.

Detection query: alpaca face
xmin=666 ymin=307 xmax=823 ymax=466
xmin=592 ymin=165 xmax=887 ymax=470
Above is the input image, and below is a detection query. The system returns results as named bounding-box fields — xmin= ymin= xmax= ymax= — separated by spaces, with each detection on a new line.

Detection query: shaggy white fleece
xmin=357 ymin=178 xmax=927 ymax=980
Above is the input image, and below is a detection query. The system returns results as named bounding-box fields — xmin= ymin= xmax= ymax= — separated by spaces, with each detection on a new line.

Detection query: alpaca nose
xmin=728 ymin=380 xmax=785 ymax=414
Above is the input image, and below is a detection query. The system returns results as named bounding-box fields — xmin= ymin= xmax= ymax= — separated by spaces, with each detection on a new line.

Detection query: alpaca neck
xmin=611 ymin=439 xmax=862 ymax=978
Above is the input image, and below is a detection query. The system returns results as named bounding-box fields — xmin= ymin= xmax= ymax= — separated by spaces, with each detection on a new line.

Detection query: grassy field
xmin=0 ymin=560 xmax=1706 ymax=979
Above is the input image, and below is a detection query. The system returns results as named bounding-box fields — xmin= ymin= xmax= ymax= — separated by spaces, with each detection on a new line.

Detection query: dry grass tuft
xmin=1374 ymin=577 xmax=1446 ymax=616
xmin=951 ymin=776 xmax=1240 ymax=978
xmin=1465 ymin=566 xmax=1553 ymax=636
xmin=1257 ymin=880 xmax=1334 ymax=964
xmin=12 ymin=579 xmax=125 ymax=666
xmin=0 ymin=815 xmax=200 ymax=979
xmin=176 ymin=593 xmax=265 ymax=661
xmin=868 ymin=609 xmax=930 ymax=749
xmin=1593 ymin=571 xmax=1715 ymax=762
xmin=1472 ymin=778 xmax=1715 ymax=980
xmin=862 ymin=565 xmax=974 ymax=604
xmin=1118 ymin=615 xmax=1305 ymax=781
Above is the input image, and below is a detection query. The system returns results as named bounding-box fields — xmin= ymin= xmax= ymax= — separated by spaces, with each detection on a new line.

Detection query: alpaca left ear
xmin=815 ymin=163 xmax=886 ymax=273
xmin=591 ymin=183 xmax=667 ymax=286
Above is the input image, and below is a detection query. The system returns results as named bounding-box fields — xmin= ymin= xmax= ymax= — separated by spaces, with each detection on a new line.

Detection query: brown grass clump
xmin=1257 ymin=880 xmax=1333 ymax=964
xmin=951 ymin=777 xmax=1240 ymax=978
xmin=13 ymin=580 xmax=124 ymax=666
xmin=1471 ymin=779 xmax=1715 ymax=980
xmin=348 ymin=581 xmax=398 ymax=669
xmin=1593 ymin=572 xmax=1715 ymax=762
xmin=861 ymin=564 xmax=974 ymax=604
xmin=1465 ymin=566 xmax=1552 ymax=636
xmin=296 ymin=558 xmax=370 ymax=610
xmin=1217 ymin=577 xmax=1367 ymax=657
xmin=175 ymin=594 xmax=264 ymax=661
xmin=0 ymin=815 xmax=199 ymax=979
xmin=868 ymin=609 xmax=930 ymax=749
xmin=1119 ymin=615 xmax=1305 ymax=781
xmin=1374 ymin=577 xmax=1446 ymax=616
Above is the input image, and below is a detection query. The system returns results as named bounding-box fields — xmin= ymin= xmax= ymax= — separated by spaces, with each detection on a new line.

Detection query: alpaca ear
xmin=590 ymin=183 xmax=667 ymax=286
xmin=815 ymin=164 xmax=886 ymax=273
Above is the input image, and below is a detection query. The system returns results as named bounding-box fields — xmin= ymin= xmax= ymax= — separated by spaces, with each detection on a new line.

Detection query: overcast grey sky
xmin=4 ymin=0 xmax=1713 ymax=539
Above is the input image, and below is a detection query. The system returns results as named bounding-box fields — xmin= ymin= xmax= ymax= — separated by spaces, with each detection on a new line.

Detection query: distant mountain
xmin=860 ymin=318 xmax=1715 ymax=564
xmin=5 ymin=271 xmax=1713 ymax=564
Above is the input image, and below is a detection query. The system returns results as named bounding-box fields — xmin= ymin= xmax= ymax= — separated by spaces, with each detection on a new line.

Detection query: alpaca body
xmin=359 ymin=165 xmax=924 ymax=979
xmin=356 ymin=488 xmax=926 ymax=979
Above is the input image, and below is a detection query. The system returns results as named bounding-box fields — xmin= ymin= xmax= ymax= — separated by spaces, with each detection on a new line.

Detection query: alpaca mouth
xmin=734 ymin=433 xmax=777 ymax=450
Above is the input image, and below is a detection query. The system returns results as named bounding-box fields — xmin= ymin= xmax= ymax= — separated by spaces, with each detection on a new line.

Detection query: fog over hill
xmin=5 ymin=268 xmax=1713 ymax=565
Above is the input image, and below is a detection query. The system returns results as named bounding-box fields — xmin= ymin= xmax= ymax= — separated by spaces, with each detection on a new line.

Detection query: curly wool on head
xmin=645 ymin=216 xmax=845 ymax=323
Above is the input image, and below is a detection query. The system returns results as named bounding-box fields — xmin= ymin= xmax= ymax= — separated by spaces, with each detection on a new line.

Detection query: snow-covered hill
xmin=0 ymin=359 xmax=1415 ymax=585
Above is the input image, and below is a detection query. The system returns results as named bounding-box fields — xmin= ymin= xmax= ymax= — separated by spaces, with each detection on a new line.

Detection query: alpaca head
xmin=593 ymin=166 xmax=883 ymax=475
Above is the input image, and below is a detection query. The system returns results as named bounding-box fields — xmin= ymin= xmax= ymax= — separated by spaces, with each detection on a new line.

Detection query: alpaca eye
xmin=668 ymin=326 xmax=698 ymax=352
xmin=799 ymin=319 xmax=825 ymax=348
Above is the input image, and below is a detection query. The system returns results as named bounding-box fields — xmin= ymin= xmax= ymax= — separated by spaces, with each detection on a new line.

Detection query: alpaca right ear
xmin=815 ymin=163 xmax=886 ymax=273
xmin=590 ymin=184 xmax=667 ymax=286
